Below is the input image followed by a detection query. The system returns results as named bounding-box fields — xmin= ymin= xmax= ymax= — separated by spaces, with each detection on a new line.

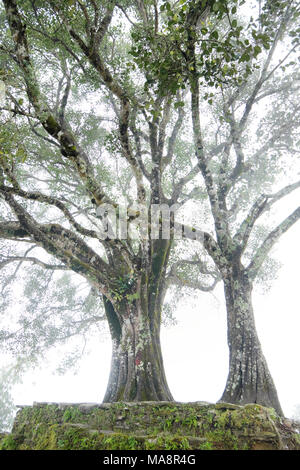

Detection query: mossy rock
xmin=1 ymin=402 xmax=299 ymax=450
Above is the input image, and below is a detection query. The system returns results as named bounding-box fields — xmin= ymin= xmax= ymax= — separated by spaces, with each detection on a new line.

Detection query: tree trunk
xmin=220 ymin=268 xmax=283 ymax=416
xmin=102 ymin=297 xmax=173 ymax=402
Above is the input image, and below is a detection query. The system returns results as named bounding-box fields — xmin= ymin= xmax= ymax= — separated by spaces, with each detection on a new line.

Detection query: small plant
xmin=103 ymin=434 xmax=140 ymax=450
xmin=0 ymin=434 xmax=17 ymax=450
xmin=62 ymin=407 xmax=82 ymax=423
xmin=164 ymin=418 xmax=173 ymax=430
xmin=199 ymin=441 xmax=213 ymax=450
xmin=182 ymin=416 xmax=198 ymax=429
xmin=152 ymin=435 xmax=191 ymax=450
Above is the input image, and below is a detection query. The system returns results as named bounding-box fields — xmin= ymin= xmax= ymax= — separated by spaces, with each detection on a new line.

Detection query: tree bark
xmin=220 ymin=267 xmax=283 ymax=415
xmin=102 ymin=296 xmax=173 ymax=402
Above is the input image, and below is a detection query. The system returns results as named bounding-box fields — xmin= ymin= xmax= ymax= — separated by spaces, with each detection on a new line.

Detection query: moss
xmin=2 ymin=402 xmax=299 ymax=450
xmin=53 ymin=426 xmax=102 ymax=450
xmin=103 ymin=434 xmax=141 ymax=450
xmin=207 ymin=403 xmax=268 ymax=435
xmin=0 ymin=434 xmax=18 ymax=450
xmin=33 ymin=424 xmax=60 ymax=450
xmin=145 ymin=434 xmax=191 ymax=450
xmin=267 ymin=407 xmax=278 ymax=421
xmin=294 ymin=433 xmax=300 ymax=445
xmin=214 ymin=409 xmax=231 ymax=429
xmin=202 ymin=429 xmax=240 ymax=450
xmin=45 ymin=115 xmax=60 ymax=137
xmin=62 ymin=407 xmax=83 ymax=423
xmin=199 ymin=441 xmax=214 ymax=450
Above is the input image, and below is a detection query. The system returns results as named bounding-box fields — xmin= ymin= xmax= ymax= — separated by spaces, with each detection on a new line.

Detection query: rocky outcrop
xmin=1 ymin=401 xmax=299 ymax=450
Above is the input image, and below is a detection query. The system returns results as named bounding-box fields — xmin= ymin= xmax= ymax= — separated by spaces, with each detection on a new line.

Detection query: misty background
xmin=7 ymin=213 xmax=299 ymax=421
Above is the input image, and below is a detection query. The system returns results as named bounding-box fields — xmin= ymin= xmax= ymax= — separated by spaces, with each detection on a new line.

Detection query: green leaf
xmin=174 ymin=101 xmax=185 ymax=109
xmin=126 ymin=292 xmax=140 ymax=302
xmin=210 ymin=30 xmax=219 ymax=40
xmin=213 ymin=2 xmax=221 ymax=12
xmin=241 ymin=52 xmax=251 ymax=62
xmin=254 ymin=45 xmax=262 ymax=56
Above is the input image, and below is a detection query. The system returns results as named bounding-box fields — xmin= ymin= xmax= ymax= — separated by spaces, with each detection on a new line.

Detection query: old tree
xmin=0 ymin=0 xmax=299 ymax=414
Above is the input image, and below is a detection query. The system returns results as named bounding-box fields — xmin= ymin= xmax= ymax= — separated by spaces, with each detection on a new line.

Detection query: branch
xmin=233 ymin=194 xmax=268 ymax=252
xmin=116 ymin=3 xmax=136 ymax=26
xmin=94 ymin=2 xmax=115 ymax=47
xmin=168 ymin=256 xmax=220 ymax=279
xmin=246 ymin=206 xmax=300 ymax=280
xmin=48 ymin=1 xmax=146 ymax=203
xmin=167 ymin=272 xmax=219 ymax=292
xmin=187 ymin=29 xmax=225 ymax=238
xmin=76 ymin=0 xmax=92 ymax=38
xmin=0 ymin=256 xmax=67 ymax=271
xmin=58 ymin=72 xmax=71 ymax=125
xmin=234 ymin=180 xmax=300 ymax=253
xmin=177 ymin=222 xmax=228 ymax=272
xmin=163 ymin=100 xmax=186 ymax=169
xmin=135 ymin=0 xmax=149 ymax=26
xmin=3 ymin=0 xmax=112 ymax=207
xmin=253 ymin=78 xmax=300 ymax=104
xmin=0 ymin=183 xmax=105 ymax=241
xmin=252 ymin=114 xmax=300 ymax=161
xmin=0 ymin=244 xmax=36 ymax=292
xmin=217 ymin=105 xmax=246 ymax=198
xmin=158 ymin=98 xmax=172 ymax=159
xmin=238 ymin=4 xmax=294 ymax=133
xmin=171 ymin=164 xmax=201 ymax=203
xmin=130 ymin=107 xmax=151 ymax=181
xmin=0 ymin=173 xmax=136 ymax=268
xmin=0 ymin=221 xmax=29 ymax=240
xmin=0 ymin=191 xmax=113 ymax=286
xmin=262 ymin=44 xmax=298 ymax=86
xmin=27 ymin=120 xmax=61 ymax=148
xmin=166 ymin=254 xmax=220 ymax=292
xmin=191 ymin=80 xmax=219 ymax=207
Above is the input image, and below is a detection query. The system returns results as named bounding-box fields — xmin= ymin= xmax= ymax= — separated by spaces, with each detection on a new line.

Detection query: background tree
xmin=157 ymin=0 xmax=300 ymax=415
xmin=192 ymin=1 xmax=300 ymax=416
xmin=126 ymin=0 xmax=300 ymax=415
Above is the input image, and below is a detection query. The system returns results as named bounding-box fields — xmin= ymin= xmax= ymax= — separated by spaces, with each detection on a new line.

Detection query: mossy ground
xmin=1 ymin=402 xmax=299 ymax=450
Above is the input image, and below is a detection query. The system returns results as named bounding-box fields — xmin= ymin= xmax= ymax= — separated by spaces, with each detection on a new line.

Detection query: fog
xmin=10 ymin=219 xmax=299 ymax=419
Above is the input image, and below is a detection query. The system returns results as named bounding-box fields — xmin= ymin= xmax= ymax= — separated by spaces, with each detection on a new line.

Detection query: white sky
xmin=11 ymin=219 xmax=300 ymax=419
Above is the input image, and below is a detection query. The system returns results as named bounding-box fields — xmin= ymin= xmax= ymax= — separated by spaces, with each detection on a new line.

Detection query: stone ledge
xmin=1 ymin=402 xmax=299 ymax=450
